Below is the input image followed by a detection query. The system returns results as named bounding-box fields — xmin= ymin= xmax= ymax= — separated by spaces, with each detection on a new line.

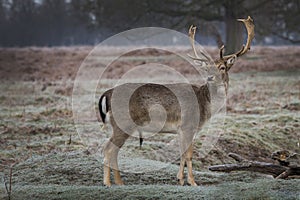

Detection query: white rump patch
xmin=101 ymin=96 xmax=107 ymax=114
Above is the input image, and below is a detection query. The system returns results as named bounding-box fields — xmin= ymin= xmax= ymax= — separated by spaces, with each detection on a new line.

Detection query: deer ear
xmin=226 ymin=56 xmax=236 ymax=65
xmin=226 ymin=55 xmax=236 ymax=70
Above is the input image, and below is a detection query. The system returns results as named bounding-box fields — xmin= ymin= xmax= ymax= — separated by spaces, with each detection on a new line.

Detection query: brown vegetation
xmin=0 ymin=46 xmax=299 ymax=82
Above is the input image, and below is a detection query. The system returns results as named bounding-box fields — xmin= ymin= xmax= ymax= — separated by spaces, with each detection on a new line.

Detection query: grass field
xmin=0 ymin=46 xmax=299 ymax=199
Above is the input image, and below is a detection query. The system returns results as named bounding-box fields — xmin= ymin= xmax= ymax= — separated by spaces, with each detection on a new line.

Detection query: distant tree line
xmin=0 ymin=0 xmax=98 ymax=46
xmin=0 ymin=0 xmax=299 ymax=50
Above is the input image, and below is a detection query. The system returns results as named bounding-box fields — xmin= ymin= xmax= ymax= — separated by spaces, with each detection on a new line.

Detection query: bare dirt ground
xmin=0 ymin=46 xmax=299 ymax=199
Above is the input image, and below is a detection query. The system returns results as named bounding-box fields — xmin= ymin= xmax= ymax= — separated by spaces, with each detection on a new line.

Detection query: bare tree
xmin=84 ymin=0 xmax=299 ymax=51
xmin=0 ymin=0 xmax=299 ymax=46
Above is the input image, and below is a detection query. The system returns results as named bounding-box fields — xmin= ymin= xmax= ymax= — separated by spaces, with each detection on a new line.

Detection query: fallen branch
xmin=209 ymin=152 xmax=300 ymax=179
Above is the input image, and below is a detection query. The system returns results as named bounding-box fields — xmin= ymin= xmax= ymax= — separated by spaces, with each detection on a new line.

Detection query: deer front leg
xmin=185 ymin=143 xmax=197 ymax=186
xmin=178 ymin=128 xmax=197 ymax=186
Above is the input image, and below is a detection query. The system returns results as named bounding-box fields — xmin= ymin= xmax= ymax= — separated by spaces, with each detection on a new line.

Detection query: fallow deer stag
xmin=99 ymin=16 xmax=254 ymax=187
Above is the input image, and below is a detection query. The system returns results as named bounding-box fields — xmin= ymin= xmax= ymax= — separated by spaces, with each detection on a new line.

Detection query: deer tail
xmin=99 ymin=94 xmax=108 ymax=123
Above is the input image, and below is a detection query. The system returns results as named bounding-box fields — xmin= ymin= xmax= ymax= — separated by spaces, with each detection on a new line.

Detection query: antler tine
xmin=187 ymin=25 xmax=210 ymax=61
xmin=219 ymin=45 xmax=224 ymax=59
xmin=189 ymin=25 xmax=199 ymax=58
xmin=223 ymin=16 xmax=255 ymax=59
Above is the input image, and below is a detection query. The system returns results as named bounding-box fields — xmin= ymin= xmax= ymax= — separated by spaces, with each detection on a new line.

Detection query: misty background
xmin=0 ymin=0 xmax=299 ymax=53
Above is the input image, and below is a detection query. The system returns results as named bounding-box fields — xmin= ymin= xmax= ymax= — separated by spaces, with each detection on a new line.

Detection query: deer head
xmin=188 ymin=16 xmax=255 ymax=95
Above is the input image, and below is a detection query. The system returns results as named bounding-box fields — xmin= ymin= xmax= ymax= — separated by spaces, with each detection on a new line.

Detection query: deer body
xmin=100 ymin=83 xmax=212 ymax=132
xmin=100 ymin=82 xmax=212 ymax=186
xmin=99 ymin=16 xmax=254 ymax=187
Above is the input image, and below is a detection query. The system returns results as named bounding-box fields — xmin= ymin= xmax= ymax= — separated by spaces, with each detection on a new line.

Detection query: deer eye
xmin=219 ymin=65 xmax=226 ymax=71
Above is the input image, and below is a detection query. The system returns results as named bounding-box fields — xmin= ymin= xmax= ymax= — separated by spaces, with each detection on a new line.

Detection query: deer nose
xmin=207 ymin=76 xmax=215 ymax=81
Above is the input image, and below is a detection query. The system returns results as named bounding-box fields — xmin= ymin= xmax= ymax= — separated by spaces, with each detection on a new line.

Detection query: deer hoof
xmin=115 ymin=180 xmax=124 ymax=186
xmin=104 ymin=181 xmax=112 ymax=187
xmin=188 ymin=180 xmax=198 ymax=186
xmin=178 ymin=179 xmax=185 ymax=186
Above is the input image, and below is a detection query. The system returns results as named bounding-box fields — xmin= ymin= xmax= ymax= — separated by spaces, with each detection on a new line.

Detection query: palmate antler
xmin=221 ymin=16 xmax=255 ymax=60
xmin=188 ymin=16 xmax=254 ymax=64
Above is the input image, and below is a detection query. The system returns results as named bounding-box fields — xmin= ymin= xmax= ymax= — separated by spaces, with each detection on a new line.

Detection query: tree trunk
xmin=224 ymin=1 xmax=243 ymax=55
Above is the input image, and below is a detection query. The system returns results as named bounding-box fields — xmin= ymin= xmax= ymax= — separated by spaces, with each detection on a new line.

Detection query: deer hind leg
xmin=111 ymin=146 xmax=124 ymax=185
xmin=177 ymin=129 xmax=186 ymax=185
xmin=185 ymin=143 xmax=197 ymax=186
xmin=103 ymin=126 xmax=129 ymax=187
xmin=103 ymin=141 xmax=112 ymax=187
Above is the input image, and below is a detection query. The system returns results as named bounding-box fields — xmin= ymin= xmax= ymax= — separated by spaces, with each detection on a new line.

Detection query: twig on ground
xmin=3 ymin=163 xmax=17 ymax=200
xmin=3 ymin=174 xmax=9 ymax=198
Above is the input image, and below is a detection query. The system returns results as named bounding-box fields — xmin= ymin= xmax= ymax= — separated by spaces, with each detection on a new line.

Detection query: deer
xmin=99 ymin=16 xmax=254 ymax=187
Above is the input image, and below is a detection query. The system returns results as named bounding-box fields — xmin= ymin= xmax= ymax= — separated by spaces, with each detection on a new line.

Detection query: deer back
xmin=100 ymin=82 xmax=212 ymax=133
